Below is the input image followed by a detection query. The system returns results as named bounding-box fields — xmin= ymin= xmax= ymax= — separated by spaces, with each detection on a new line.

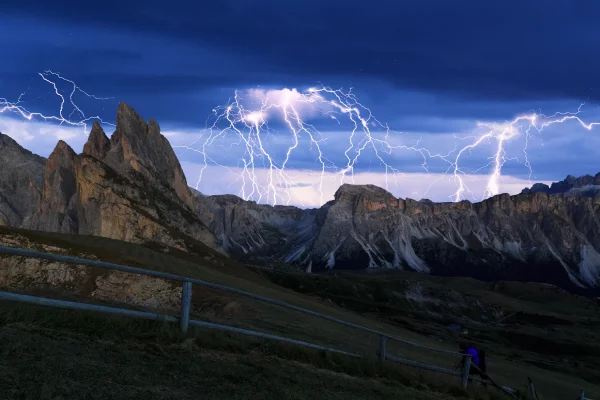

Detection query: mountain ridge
xmin=1 ymin=104 xmax=599 ymax=293
xmin=521 ymin=173 xmax=600 ymax=197
xmin=195 ymin=170 xmax=600 ymax=292
xmin=0 ymin=103 xmax=216 ymax=250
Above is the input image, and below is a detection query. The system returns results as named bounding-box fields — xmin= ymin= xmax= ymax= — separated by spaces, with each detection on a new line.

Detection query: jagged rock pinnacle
xmin=83 ymin=121 xmax=111 ymax=160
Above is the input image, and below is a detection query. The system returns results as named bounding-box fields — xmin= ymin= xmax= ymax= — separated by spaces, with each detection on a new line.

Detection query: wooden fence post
xmin=378 ymin=335 xmax=387 ymax=364
xmin=528 ymin=377 xmax=538 ymax=399
xmin=461 ymin=355 xmax=471 ymax=388
xmin=180 ymin=281 xmax=192 ymax=333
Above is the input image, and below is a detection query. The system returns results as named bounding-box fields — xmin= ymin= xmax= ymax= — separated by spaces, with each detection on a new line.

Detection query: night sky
xmin=2 ymin=1 xmax=600 ymax=206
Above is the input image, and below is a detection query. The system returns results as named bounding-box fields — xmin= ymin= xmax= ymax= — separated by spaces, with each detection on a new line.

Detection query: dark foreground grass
xmin=1 ymin=226 xmax=593 ymax=399
xmin=0 ymin=302 xmax=511 ymax=400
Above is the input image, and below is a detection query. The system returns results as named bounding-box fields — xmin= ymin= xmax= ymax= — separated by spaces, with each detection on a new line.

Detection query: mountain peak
xmin=0 ymin=131 xmax=46 ymax=227
xmin=103 ymin=103 xmax=194 ymax=209
xmin=334 ymin=184 xmax=400 ymax=212
xmin=83 ymin=121 xmax=110 ymax=160
xmin=117 ymin=101 xmax=138 ymax=117
xmin=53 ymin=140 xmax=76 ymax=155
xmin=0 ymin=132 xmax=20 ymax=148
xmin=335 ymin=184 xmax=394 ymax=200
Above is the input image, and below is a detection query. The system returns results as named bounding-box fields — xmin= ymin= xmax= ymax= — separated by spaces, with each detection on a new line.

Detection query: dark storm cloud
xmin=3 ymin=0 xmax=600 ymax=103
xmin=2 ymin=0 xmax=600 ymax=190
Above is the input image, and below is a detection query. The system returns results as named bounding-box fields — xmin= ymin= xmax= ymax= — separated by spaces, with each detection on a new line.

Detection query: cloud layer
xmin=4 ymin=0 xmax=600 ymax=103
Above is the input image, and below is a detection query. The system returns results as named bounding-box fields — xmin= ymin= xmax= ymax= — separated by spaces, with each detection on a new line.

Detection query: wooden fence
xmin=0 ymin=245 xmax=591 ymax=398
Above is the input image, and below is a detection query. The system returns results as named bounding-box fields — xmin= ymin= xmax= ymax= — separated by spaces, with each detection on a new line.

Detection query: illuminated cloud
xmin=243 ymin=88 xmax=334 ymax=120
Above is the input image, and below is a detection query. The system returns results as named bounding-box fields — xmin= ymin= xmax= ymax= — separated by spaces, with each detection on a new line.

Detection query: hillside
xmin=0 ymin=225 xmax=598 ymax=399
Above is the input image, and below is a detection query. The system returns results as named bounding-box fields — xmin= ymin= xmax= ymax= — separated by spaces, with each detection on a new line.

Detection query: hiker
xmin=458 ymin=343 xmax=478 ymax=365
xmin=458 ymin=343 xmax=488 ymax=386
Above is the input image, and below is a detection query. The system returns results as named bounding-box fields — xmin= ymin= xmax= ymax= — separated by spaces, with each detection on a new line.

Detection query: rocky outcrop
xmin=30 ymin=141 xmax=79 ymax=233
xmin=0 ymin=135 xmax=45 ymax=227
xmin=0 ymin=253 xmax=182 ymax=312
xmin=82 ymin=121 xmax=111 ymax=160
xmin=102 ymin=103 xmax=194 ymax=210
xmin=0 ymin=103 xmax=216 ymax=250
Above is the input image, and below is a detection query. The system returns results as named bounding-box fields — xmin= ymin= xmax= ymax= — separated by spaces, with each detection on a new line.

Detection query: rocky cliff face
xmin=0 ymin=103 xmax=216 ymax=250
xmin=0 ymin=135 xmax=45 ymax=227
xmin=103 ymin=103 xmax=195 ymax=210
xmin=194 ymin=191 xmax=320 ymax=264
xmin=196 ymin=180 xmax=600 ymax=291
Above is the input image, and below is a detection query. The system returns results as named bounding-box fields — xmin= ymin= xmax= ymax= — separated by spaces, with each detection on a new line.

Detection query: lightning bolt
xmin=175 ymin=86 xmax=456 ymax=206
xmin=3 ymin=73 xmax=600 ymax=206
xmin=178 ymin=85 xmax=600 ymax=206
xmin=450 ymin=105 xmax=600 ymax=202
xmin=0 ymin=70 xmax=114 ymax=133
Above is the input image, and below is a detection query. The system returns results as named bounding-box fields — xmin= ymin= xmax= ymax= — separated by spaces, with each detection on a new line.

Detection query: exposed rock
xmin=30 ymin=141 xmax=79 ymax=233
xmin=35 ymin=147 xmax=215 ymax=247
xmin=0 ymin=134 xmax=46 ymax=227
xmin=93 ymin=270 xmax=181 ymax=311
xmin=102 ymin=103 xmax=194 ymax=209
xmin=83 ymin=121 xmax=111 ymax=160
xmin=196 ymin=176 xmax=600 ymax=291
xmin=195 ymin=191 xmax=319 ymax=263
xmin=521 ymin=182 xmax=550 ymax=194
xmin=1 ymin=104 xmax=217 ymax=251
xmin=0 ymin=255 xmax=181 ymax=312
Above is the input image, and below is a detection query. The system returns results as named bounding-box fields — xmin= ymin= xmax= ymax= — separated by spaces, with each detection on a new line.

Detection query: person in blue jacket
xmin=458 ymin=343 xmax=488 ymax=386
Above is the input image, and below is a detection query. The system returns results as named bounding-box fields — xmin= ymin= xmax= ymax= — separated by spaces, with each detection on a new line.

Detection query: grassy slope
xmin=0 ymin=225 xmax=598 ymax=399
xmin=0 ymin=303 xmax=459 ymax=400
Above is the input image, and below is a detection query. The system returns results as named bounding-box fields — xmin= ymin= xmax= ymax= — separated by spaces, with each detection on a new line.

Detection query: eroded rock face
xmin=28 ymin=141 xmax=216 ymax=248
xmin=0 ymin=255 xmax=181 ymax=312
xmin=0 ymin=135 xmax=45 ymax=227
xmin=82 ymin=121 xmax=111 ymax=160
xmin=194 ymin=191 xmax=319 ymax=262
xmin=102 ymin=103 xmax=194 ymax=210
xmin=196 ymin=179 xmax=600 ymax=291
xmin=30 ymin=141 xmax=79 ymax=233
xmin=0 ymin=102 xmax=216 ymax=250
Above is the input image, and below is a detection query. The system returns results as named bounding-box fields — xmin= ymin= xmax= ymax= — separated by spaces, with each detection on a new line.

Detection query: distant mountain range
xmin=1 ymin=104 xmax=598 ymax=293
xmin=521 ymin=173 xmax=600 ymax=197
